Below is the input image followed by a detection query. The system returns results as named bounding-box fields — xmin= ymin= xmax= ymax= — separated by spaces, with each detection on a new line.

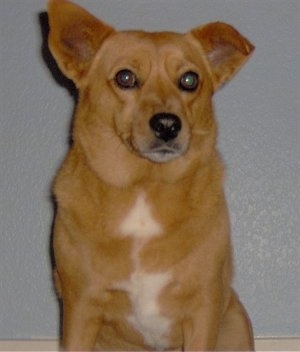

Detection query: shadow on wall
xmin=39 ymin=12 xmax=78 ymax=101
xmin=38 ymin=12 xmax=80 ymax=343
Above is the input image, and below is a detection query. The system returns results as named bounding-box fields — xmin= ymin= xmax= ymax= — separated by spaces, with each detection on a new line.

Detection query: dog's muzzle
xmin=141 ymin=112 xmax=187 ymax=163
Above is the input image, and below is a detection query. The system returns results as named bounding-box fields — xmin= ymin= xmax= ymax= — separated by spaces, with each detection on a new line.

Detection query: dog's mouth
xmin=142 ymin=143 xmax=186 ymax=163
xmin=126 ymin=137 xmax=188 ymax=163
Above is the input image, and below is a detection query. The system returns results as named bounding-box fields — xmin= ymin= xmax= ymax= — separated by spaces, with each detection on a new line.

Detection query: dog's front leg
xmin=183 ymin=317 xmax=218 ymax=351
xmin=61 ymin=297 xmax=100 ymax=351
xmin=182 ymin=295 xmax=222 ymax=351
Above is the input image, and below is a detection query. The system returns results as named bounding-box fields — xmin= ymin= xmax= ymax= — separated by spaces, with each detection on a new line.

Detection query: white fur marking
xmin=120 ymin=193 xmax=162 ymax=238
xmin=117 ymin=270 xmax=171 ymax=349
xmin=117 ymin=193 xmax=171 ymax=348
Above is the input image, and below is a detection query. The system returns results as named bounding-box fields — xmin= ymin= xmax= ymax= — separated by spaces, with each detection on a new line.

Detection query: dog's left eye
xmin=115 ymin=69 xmax=139 ymax=89
xmin=179 ymin=71 xmax=199 ymax=92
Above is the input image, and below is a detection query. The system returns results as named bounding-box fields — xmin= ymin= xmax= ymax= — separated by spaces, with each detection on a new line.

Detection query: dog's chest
xmin=116 ymin=193 xmax=172 ymax=349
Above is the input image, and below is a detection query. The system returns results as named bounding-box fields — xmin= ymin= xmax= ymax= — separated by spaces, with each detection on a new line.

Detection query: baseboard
xmin=0 ymin=338 xmax=299 ymax=351
xmin=0 ymin=340 xmax=57 ymax=351
xmin=255 ymin=338 xmax=300 ymax=351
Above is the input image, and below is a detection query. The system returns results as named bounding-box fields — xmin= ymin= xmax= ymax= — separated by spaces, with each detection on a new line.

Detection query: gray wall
xmin=0 ymin=0 xmax=299 ymax=340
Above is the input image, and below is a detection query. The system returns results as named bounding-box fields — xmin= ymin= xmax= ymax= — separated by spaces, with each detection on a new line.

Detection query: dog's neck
xmin=71 ymin=127 xmax=218 ymax=189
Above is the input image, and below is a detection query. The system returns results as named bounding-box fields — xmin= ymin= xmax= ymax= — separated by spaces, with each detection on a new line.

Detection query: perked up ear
xmin=190 ymin=22 xmax=254 ymax=90
xmin=47 ymin=0 xmax=115 ymax=84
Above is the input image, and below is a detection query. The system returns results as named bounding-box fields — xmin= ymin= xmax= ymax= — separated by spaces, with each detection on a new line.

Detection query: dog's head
xmin=47 ymin=0 xmax=254 ymax=184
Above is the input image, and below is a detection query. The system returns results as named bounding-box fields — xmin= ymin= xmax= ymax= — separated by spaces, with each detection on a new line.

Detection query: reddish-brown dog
xmin=47 ymin=0 xmax=255 ymax=350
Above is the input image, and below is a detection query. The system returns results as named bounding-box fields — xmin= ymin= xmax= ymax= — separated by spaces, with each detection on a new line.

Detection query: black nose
xmin=149 ymin=113 xmax=182 ymax=142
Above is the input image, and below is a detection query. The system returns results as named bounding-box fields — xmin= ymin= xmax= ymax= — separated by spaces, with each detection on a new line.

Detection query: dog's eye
xmin=179 ymin=71 xmax=199 ymax=92
xmin=115 ymin=69 xmax=138 ymax=89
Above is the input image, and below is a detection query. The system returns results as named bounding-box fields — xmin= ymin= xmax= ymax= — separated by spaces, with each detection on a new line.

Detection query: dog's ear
xmin=190 ymin=22 xmax=254 ymax=90
xmin=47 ymin=0 xmax=114 ymax=84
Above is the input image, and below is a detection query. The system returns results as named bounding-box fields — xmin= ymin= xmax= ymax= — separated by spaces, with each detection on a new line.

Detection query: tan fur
xmin=47 ymin=0 xmax=255 ymax=350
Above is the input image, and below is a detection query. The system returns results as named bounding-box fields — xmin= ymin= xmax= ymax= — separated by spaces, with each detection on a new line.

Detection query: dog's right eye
xmin=115 ymin=69 xmax=138 ymax=89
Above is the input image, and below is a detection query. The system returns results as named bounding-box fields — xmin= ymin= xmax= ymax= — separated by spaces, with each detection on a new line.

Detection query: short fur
xmin=47 ymin=0 xmax=255 ymax=350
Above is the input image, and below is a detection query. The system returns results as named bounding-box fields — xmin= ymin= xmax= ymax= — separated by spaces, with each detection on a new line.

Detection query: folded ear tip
xmin=246 ymin=42 xmax=255 ymax=55
xmin=195 ymin=21 xmax=254 ymax=49
xmin=190 ymin=21 xmax=254 ymax=89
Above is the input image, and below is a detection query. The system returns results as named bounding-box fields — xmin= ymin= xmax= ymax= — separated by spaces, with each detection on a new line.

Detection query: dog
xmin=47 ymin=0 xmax=255 ymax=350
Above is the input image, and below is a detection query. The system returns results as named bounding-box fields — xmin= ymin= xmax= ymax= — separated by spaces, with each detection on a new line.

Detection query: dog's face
xmin=48 ymin=0 xmax=254 ymax=181
xmin=87 ymin=31 xmax=216 ymax=163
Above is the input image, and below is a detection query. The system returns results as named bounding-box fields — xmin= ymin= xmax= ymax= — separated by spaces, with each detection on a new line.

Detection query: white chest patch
xmin=117 ymin=269 xmax=172 ymax=350
xmin=117 ymin=193 xmax=171 ymax=349
xmin=120 ymin=193 xmax=162 ymax=239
